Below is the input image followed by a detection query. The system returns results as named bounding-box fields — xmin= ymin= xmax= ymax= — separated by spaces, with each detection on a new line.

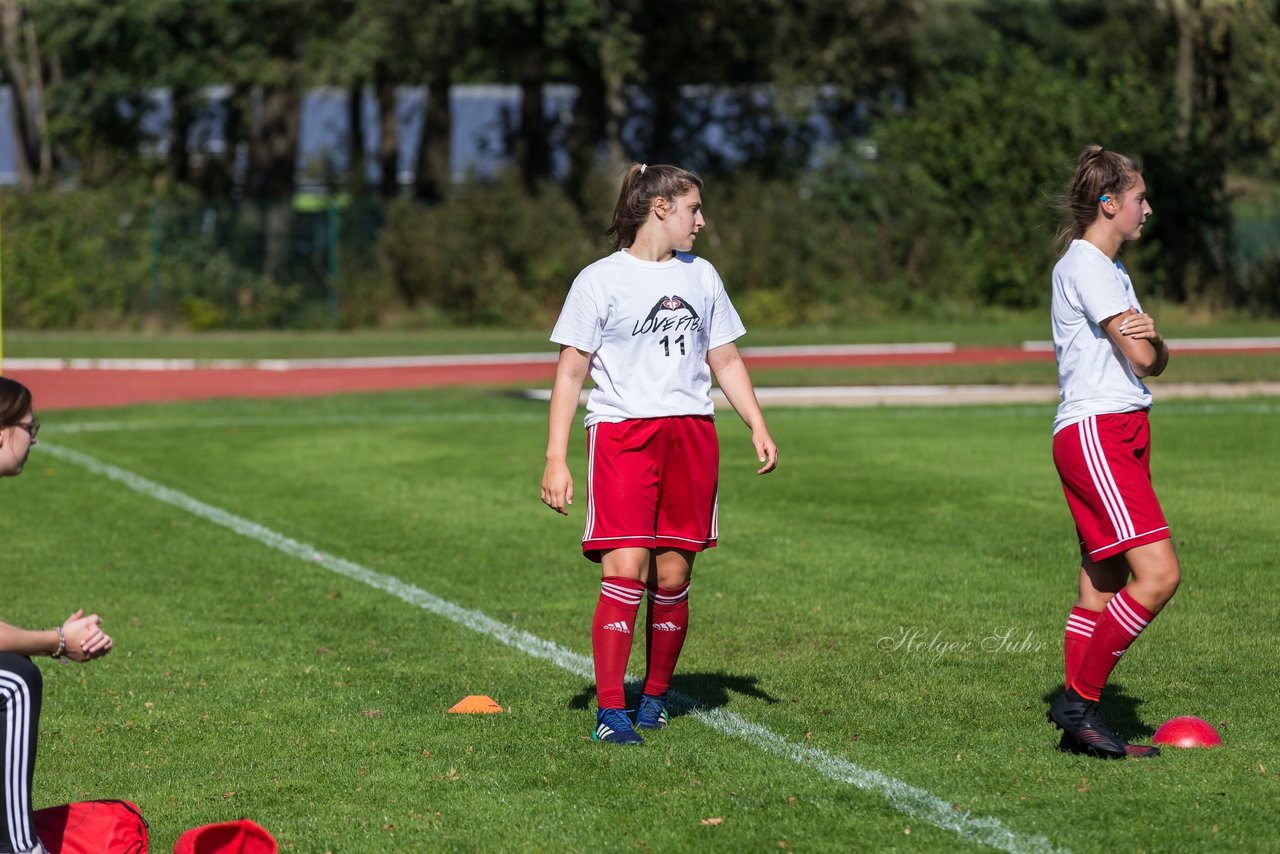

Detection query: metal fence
xmin=142 ymin=194 xmax=385 ymax=329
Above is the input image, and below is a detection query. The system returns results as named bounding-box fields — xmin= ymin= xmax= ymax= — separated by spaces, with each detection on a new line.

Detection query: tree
xmin=470 ymin=0 xmax=554 ymax=191
xmin=1228 ymin=0 xmax=1280 ymax=177
xmin=1159 ymin=0 xmax=1241 ymax=304
xmin=330 ymin=0 xmax=402 ymax=199
xmin=331 ymin=0 xmax=469 ymax=202
xmin=839 ymin=43 xmax=1174 ymax=309
xmin=0 ymin=0 xmax=56 ymax=186
xmin=547 ymin=0 xmax=633 ymax=205
xmin=766 ymin=0 xmax=922 ymax=139
xmin=412 ymin=1 xmax=467 ymax=202
xmin=21 ymin=0 xmax=160 ymax=187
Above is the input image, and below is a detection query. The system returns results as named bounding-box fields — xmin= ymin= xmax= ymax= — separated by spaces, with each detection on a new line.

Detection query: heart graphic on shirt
xmin=661 ymin=297 xmax=683 ymax=310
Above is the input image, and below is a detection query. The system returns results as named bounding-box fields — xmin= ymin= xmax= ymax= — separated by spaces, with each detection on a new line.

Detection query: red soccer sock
xmin=591 ymin=576 xmax=644 ymax=709
xmin=1063 ymin=605 xmax=1101 ymax=687
xmin=642 ymin=580 xmax=691 ymax=697
xmin=1070 ymin=589 xmax=1155 ymax=701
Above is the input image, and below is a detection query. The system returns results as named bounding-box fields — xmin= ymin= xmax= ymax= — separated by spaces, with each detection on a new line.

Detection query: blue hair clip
xmin=1099 ymin=194 xmax=1111 ymax=202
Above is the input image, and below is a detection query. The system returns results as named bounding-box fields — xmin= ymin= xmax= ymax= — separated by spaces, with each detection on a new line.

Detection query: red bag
xmin=34 ymin=799 xmax=149 ymax=853
xmin=173 ymin=819 xmax=277 ymax=854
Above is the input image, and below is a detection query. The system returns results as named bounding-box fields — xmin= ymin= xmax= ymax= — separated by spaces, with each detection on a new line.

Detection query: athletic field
xmin=4 ymin=366 xmax=1276 ymax=851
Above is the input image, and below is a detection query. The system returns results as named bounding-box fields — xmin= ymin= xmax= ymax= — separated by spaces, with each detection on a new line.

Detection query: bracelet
xmin=51 ymin=626 xmax=66 ymax=659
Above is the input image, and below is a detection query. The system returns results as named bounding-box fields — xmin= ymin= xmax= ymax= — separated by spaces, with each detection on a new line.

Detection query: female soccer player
xmin=541 ymin=163 xmax=778 ymax=745
xmin=1047 ymin=146 xmax=1179 ymax=758
xmin=1 ymin=376 xmax=114 ymax=853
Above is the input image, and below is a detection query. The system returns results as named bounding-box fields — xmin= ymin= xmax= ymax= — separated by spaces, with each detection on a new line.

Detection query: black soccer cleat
xmin=1057 ymin=731 xmax=1161 ymax=758
xmin=1048 ymin=688 xmax=1128 ymax=758
xmin=1122 ymin=742 xmax=1161 ymax=758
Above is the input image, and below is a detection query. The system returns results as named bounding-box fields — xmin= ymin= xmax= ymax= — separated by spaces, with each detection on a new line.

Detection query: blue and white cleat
xmin=635 ymin=693 xmax=669 ymax=731
xmin=594 ymin=708 xmax=644 ymax=745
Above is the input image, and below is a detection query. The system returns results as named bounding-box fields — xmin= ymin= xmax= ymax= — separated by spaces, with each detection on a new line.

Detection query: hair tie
xmin=639 ymin=163 xmax=647 ymax=174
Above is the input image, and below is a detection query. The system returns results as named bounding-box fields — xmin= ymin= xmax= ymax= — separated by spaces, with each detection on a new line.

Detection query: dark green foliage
xmin=1 ymin=189 xmax=394 ymax=330
xmin=839 ymin=45 xmax=1173 ymax=309
xmin=4 ymin=0 xmax=1279 ymax=325
xmin=5 ymin=165 xmax=1278 ymax=330
xmin=377 ymin=178 xmax=604 ymax=327
xmin=1 ymin=188 xmax=151 ymax=328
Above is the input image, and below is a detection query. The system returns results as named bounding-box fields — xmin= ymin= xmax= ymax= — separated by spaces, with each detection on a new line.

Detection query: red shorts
xmin=582 ymin=416 xmax=719 ymax=562
xmin=1052 ymin=411 xmax=1171 ymax=562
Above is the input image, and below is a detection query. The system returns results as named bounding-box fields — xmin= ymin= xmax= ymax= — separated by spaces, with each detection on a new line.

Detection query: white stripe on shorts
xmin=1079 ymin=416 xmax=1135 ymax=541
xmin=1 ymin=672 xmax=34 ymax=852
xmin=582 ymin=424 xmax=597 ymax=543
xmin=710 ymin=484 xmax=719 ymax=542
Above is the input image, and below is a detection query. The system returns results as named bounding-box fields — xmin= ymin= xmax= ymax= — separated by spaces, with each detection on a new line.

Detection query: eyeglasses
xmin=8 ymin=420 xmax=39 ymax=439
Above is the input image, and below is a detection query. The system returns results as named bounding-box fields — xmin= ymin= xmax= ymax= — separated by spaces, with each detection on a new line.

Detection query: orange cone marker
xmin=448 ymin=695 xmax=504 ymax=714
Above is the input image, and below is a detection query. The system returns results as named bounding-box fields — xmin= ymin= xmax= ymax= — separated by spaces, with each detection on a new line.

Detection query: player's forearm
xmin=0 ymin=620 xmax=61 ymax=657
xmin=1146 ymin=339 xmax=1169 ymax=377
xmin=1126 ymin=338 xmax=1166 ymax=378
xmin=711 ymin=354 xmax=767 ymax=430
xmin=545 ymin=354 xmax=588 ymax=460
xmin=545 ymin=389 xmax=578 ymax=461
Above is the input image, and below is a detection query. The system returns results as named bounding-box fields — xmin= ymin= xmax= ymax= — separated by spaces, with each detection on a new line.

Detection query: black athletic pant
xmin=0 ymin=654 xmax=41 ymax=854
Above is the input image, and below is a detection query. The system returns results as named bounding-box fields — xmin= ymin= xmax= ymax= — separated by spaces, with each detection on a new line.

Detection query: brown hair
xmin=0 ymin=376 xmax=33 ymax=426
xmin=605 ymin=163 xmax=704 ymax=251
xmin=1054 ymin=145 xmax=1142 ymax=255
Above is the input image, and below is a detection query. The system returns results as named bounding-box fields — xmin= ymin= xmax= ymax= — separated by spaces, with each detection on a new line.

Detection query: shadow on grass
xmin=567 ymin=671 xmax=780 ymax=719
xmin=1040 ymin=682 xmax=1157 ymax=741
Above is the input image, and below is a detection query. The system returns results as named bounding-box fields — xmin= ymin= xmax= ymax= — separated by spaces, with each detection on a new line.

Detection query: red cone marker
xmin=1152 ymin=716 xmax=1222 ymax=748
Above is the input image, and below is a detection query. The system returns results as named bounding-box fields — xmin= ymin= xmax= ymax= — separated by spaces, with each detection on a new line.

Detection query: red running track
xmin=7 ymin=347 xmax=1045 ymax=410
xmin=8 ymin=343 xmax=1278 ymax=410
xmin=8 ymin=362 xmax=565 ymax=410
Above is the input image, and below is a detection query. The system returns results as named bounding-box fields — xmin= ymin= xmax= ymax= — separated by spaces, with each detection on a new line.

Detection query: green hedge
xmin=2 ymin=165 xmax=1277 ymax=332
xmin=1 ymin=187 xmax=152 ymax=328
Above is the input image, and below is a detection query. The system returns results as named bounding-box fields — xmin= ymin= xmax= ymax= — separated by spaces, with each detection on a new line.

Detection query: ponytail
xmin=1054 ymin=145 xmax=1141 ymax=255
xmin=605 ymin=163 xmax=703 ymax=251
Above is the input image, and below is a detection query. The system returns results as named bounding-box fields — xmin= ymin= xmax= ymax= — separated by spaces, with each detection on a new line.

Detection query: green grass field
xmin=3 ymin=386 xmax=1277 ymax=851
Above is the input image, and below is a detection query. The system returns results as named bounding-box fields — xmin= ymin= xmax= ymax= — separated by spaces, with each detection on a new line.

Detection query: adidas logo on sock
xmin=652 ymin=621 xmax=682 ymax=632
xmin=602 ymin=621 xmax=632 ymax=633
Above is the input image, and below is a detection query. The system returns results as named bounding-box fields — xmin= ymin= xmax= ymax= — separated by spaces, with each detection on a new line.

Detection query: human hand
xmin=752 ymin=428 xmax=778 ymax=475
xmin=1117 ymin=309 xmax=1163 ymax=344
xmin=541 ymin=461 xmax=574 ymax=516
xmin=62 ymin=609 xmax=113 ymax=662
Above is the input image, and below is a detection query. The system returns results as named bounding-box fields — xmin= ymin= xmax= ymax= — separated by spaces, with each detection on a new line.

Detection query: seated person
xmin=1 ymin=377 xmax=113 ymax=854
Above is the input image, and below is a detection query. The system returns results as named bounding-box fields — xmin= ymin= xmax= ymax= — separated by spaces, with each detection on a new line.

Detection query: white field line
xmin=1022 ymin=337 xmax=1280 ymax=353
xmin=3 ymin=343 xmax=956 ymax=372
xmin=41 ymin=441 xmax=1065 ymax=854
xmin=741 ymin=342 xmax=956 ymax=356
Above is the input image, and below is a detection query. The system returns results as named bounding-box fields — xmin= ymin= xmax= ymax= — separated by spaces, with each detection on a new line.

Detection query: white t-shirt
xmin=550 ymin=250 xmax=746 ymax=427
xmin=1051 ymin=239 xmax=1152 ymax=434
